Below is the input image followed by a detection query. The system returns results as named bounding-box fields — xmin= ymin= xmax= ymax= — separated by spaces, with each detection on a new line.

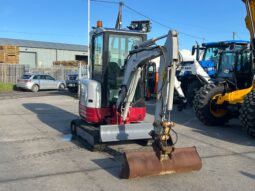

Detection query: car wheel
xmin=58 ymin=83 xmax=65 ymax=91
xmin=31 ymin=84 xmax=39 ymax=92
xmin=13 ymin=85 xmax=20 ymax=91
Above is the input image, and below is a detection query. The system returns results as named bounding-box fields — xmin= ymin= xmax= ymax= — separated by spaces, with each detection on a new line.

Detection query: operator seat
xmin=107 ymin=62 xmax=121 ymax=105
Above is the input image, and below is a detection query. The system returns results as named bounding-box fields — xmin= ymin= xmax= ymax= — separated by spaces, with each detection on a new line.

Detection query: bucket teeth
xmin=120 ymin=146 xmax=202 ymax=179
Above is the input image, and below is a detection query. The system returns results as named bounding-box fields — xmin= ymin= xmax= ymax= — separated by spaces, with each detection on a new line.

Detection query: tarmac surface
xmin=0 ymin=92 xmax=254 ymax=191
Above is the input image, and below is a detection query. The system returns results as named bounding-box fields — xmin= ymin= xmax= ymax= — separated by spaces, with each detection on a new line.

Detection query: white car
xmin=16 ymin=74 xmax=66 ymax=92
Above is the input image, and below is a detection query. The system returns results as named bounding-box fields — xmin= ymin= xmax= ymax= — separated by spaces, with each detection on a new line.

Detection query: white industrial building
xmin=0 ymin=38 xmax=88 ymax=68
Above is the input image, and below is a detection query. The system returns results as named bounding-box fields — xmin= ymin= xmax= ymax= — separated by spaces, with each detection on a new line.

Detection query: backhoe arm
xmin=243 ymin=0 xmax=255 ymax=86
xmin=243 ymin=0 xmax=255 ymax=39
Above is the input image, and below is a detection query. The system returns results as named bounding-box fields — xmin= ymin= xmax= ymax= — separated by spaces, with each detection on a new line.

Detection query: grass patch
xmin=0 ymin=83 xmax=14 ymax=92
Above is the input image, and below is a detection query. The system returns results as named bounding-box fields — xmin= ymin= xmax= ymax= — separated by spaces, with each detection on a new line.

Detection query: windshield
xmin=68 ymin=74 xmax=78 ymax=80
xmin=107 ymin=34 xmax=142 ymax=105
xmin=217 ymin=52 xmax=236 ymax=78
xmin=203 ymin=43 xmax=248 ymax=62
xmin=203 ymin=47 xmax=220 ymax=61
xmin=108 ymin=34 xmax=142 ymax=68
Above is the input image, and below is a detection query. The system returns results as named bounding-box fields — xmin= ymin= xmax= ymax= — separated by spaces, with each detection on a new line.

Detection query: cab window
xmin=107 ymin=34 xmax=142 ymax=105
xmin=92 ymin=34 xmax=103 ymax=81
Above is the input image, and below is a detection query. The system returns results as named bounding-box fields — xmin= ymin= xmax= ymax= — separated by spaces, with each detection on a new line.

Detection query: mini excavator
xmin=71 ymin=22 xmax=202 ymax=178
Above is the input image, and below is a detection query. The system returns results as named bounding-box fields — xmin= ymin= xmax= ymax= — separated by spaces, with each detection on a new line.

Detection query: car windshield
xmin=68 ymin=75 xmax=78 ymax=80
xmin=21 ymin=75 xmax=32 ymax=79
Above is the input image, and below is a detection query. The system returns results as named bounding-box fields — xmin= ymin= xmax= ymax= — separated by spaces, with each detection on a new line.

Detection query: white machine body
xmin=80 ymin=78 xmax=101 ymax=109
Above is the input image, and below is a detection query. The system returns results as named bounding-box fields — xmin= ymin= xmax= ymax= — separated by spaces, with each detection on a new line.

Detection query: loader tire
xmin=186 ymin=80 xmax=203 ymax=106
xmin=193 ymin=83 xmax=231 ymax=126
xmin=239 ymin=90 xmax=255 ymax=137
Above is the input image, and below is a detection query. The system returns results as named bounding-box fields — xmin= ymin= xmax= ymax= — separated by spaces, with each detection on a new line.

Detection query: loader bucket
xmin=120 ymin=146 xmax=202 ymax=179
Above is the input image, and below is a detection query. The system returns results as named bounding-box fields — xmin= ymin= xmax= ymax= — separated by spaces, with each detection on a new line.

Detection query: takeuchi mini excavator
xmin=70 ymin=22 xmax=202 ymax=178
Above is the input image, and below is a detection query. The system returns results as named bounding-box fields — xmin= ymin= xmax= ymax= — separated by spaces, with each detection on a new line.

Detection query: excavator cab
xmin=91 ymin=26 xmax=147 ymax=108
xmin=78 ymin=26 xmax=149 ymax=125
xmin=75 ymin=24 xmax=157 ymax=146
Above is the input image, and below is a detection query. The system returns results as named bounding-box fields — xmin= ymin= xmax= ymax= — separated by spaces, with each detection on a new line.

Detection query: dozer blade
xmin=120 ymin=146 xmax=202 ymax=179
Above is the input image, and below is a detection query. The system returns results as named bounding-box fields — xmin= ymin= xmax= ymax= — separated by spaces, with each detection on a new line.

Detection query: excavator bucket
xmin=120 ymin=146 xmax=202 ymax=179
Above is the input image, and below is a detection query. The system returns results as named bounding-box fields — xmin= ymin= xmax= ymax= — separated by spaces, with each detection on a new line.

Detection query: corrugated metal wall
xmin=19 ymin=47 xmax=87 ymax=68
xmin=57 ymin=49 xmax=87 ymax=61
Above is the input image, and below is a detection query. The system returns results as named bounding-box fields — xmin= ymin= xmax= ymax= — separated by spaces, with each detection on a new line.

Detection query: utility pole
xmin=78 ymin=62 xmax=82 ymax=98
xmin=115 ymin=1 xmax=123 ymax=29
xmin=233 ymin=32 xmax=236 ymax=40
xmin=87 ymin=0 xmax=90 ymax=79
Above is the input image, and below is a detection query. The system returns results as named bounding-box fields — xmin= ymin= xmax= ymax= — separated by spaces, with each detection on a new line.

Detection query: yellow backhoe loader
xmin=194 ymin=0 xmax=255 ymax=136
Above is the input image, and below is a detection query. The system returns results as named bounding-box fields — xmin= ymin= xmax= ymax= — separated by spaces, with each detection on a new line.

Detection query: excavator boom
xmin=117 ymin=31 xmax=202 ymax=178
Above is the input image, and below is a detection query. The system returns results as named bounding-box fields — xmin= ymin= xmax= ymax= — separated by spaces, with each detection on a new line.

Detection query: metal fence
xmin=0 ymin=63 xmax=25 ymax=84
xmin=0 ymin=63 xmax=88 ymax=84
xmin=28 ymin=65 xmax=88 ymax=81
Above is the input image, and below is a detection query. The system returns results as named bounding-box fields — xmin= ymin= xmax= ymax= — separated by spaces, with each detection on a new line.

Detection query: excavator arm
xmin=116 ymin=30 xmax=179 ymax=158
xmin=116 ymin=30 xmax=179 ymax=128
xmin=117 ymin=31 xmax=202 ymax=178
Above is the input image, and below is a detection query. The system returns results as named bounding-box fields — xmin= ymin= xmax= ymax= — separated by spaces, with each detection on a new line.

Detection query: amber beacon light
xmin=97 ymin=21 xmax=103 ymax=28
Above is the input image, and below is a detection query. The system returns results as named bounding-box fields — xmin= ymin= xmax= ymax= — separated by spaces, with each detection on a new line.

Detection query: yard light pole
xmin=232 ymin=32 xmax=236 ymax=40
xmin=78 ymin=61 xmax=82 ymax=98
xmin=87 ymin=0 xmax=90 ymax=78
